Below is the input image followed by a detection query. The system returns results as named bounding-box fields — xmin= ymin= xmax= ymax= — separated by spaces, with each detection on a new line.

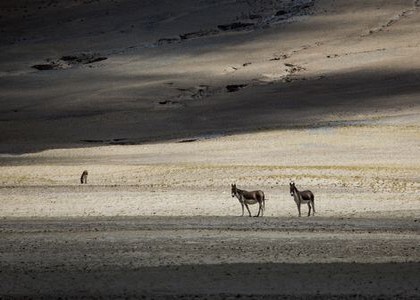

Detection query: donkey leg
xmin=245 ymin=203 xmax=252 ymax=217
xmin=261 ymin=199 xmax=265 ymax=217
xmin=312 ymin=199 xmax=315 ymax=215
xmin=297 ymin=203 xmax=301 ymax=217
xmin=240 ymin=203 xmax=244 ymax=217
xmin=261 ymin=201 xmax=264 ymax=217
xmin=255 ymin=202 xmax=261 ymax=217
xmin=307 ymin=203 xmax=311 ymax=217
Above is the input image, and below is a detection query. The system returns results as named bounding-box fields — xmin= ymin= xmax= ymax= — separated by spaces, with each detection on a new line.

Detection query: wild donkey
xmin=289 ymin=181 xmax=315 ymax=217
xmin=231 ymin=184 xmax=265 ymax=217
xmin=80 ymin=170 xmax=88 ymax=184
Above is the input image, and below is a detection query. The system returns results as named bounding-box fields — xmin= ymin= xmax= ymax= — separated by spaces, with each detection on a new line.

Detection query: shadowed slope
xmin=1 ymin=68 xmax=419 ymax=153
xmin=0 ymin=0 xmax=419 ymax=153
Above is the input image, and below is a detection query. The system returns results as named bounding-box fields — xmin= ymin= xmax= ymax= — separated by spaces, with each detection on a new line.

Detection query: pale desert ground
xmin=0 ymin=0 xmax=419 ymax=298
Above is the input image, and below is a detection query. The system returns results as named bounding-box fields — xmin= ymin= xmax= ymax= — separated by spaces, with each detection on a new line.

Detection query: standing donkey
xmin=289 ymin=181 xmax=315 ymax=217
xmin=231 ymin=184 xmax=266 ymax=217
xmin=80 ymin=170 xmax=88 ymax=184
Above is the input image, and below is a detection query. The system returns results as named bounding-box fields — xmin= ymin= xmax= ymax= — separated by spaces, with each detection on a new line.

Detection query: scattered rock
xmin=179 ymin=29 xmax=219 ymax=40
xmin=226 ymin=84 xmax=247 ymax=92
xmin=157 ymin=38 xmax=180 ymax=46
xmin=285 ymin=63 xmax=305 ymax=74
xmin=110 ymin=140 xmax=134 ymax=145
xmin=80 ymin=139 xmax=104 ymax=143
xmin=87 ymin=57 xmax=107 ymax=64
xmin=61 ymin=53 xmax=107 ymax=64
xmin=32 ymin=53 xmax=107 ymax=71
xmin=217 ymin=22 xmax=254 ymax=31
xmin=81 ymin=138 xmax=134 ymax=145
xmin=159 ymin=100 xmax=180 ymax=105
xmin=270 ymin=54 xmax=288 ymax=61
xmin=191 ymin=85 xmax=210 ymax=99
xmin=178 ymin=139 xmax=197 ymax=143
xmin=275 ymin=10 xmax=288 ymax=16
xmin=174 ymin=85 xmax=213 ymax=101
xmin=31 ymin=63 xmax=60 ymax=70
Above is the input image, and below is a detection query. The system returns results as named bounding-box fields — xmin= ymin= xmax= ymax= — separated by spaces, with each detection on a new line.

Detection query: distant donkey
xmin=289 ymin=181 xmax=315 ymax=217
xmin=80 ymin=170 xmax=88 ymax=184
xmin=231 ymin=184 xmax=266 ymax=217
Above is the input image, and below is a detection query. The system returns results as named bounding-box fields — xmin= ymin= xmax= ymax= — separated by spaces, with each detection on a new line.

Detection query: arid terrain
xmin=1 ymin=217 xmax=419 ymax=298
xmin=0 ymin=0 xmax=419 ymax=298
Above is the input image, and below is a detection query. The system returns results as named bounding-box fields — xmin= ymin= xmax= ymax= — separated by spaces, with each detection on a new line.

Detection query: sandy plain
xmin=1 ymin=125 xmax=419 ymax=298
xmin=0 ymin=0 xmax=419 ymax=298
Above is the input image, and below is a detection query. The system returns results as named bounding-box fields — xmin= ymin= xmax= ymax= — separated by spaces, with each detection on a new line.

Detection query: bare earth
xmin=1 ymin=127 xmax=419 ymax=298
xmin=0 ymin=0 xmax=420 ymax=298
xmin=1 ymin=217 xmax=419 ymax=299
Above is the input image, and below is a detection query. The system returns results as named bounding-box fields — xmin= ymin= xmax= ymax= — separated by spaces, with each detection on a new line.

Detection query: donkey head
xmin=289 ymin=181 xmax=295 ymax=196
xmin=231 ymin=184 xmax=237 ymax=197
